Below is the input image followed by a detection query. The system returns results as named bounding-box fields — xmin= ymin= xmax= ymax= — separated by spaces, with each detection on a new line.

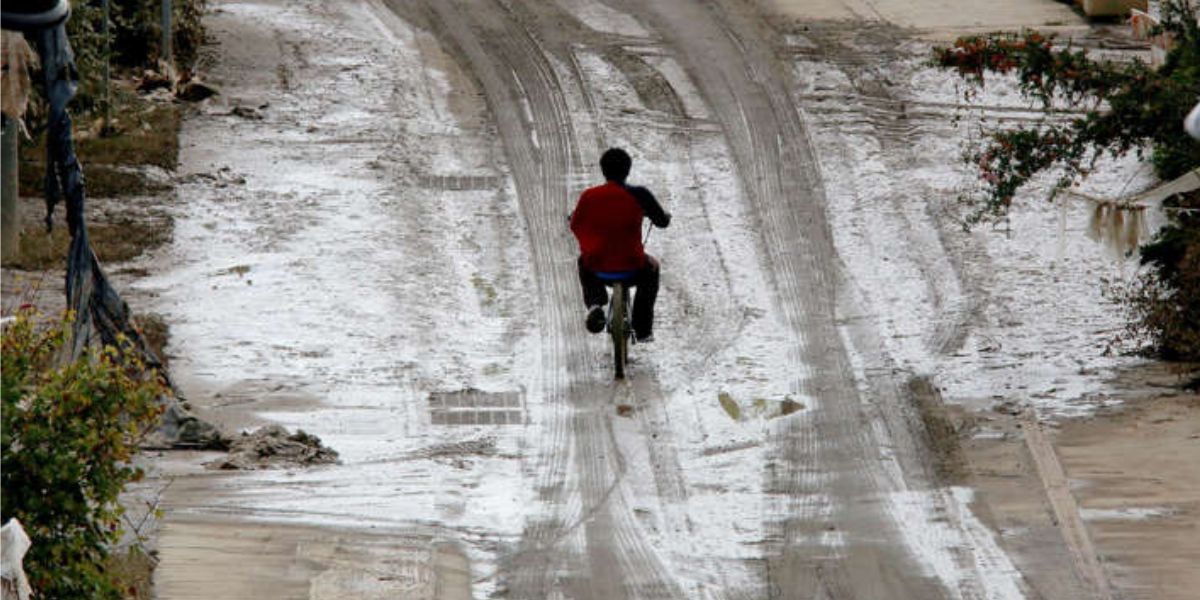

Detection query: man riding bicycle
xmin=570 ymin=148 xmax=671 ymax=343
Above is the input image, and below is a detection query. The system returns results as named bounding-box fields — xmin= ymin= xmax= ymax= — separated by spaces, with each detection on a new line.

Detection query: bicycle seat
xmin=595 ymin=270 xmax=637 ymax=283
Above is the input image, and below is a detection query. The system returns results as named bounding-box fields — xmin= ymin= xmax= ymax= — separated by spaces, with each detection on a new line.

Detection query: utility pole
xmin=161 ymin=0 xmax=172 ymax=65
xmin=1 ymin=114 xmax=17 ymax=260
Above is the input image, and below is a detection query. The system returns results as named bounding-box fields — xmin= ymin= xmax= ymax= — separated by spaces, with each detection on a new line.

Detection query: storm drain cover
xmin=429 ymin=389 xmax=523 ymax=426
xmin=417 ymin=174 xmax=503 ymax=191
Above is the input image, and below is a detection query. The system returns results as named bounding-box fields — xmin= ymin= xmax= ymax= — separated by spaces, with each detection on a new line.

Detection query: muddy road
xmin=144 ymin=1 xmax=1147 ymax=599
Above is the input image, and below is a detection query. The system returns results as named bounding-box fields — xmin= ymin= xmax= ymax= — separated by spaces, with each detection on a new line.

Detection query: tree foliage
xmin=933 ymin=1 xmax=1200 ymax=221
xmin=1 ymin=310 xmax=165 ymax=599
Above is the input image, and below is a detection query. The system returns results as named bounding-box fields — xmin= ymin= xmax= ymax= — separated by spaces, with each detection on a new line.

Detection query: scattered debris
xmin=406 ymin=436 xmax=514 ymax=469
xmin=718 ymin=392 xmax=741 ymax=421
xmin=217 ymin=264 xmax=252 ymax=277
xmin=700 ymin=439 xmax=761 ymax=456
xmin=718 ymin=392 xmax=807 ymax=422
xmin=178 ymin=166 xmax=246 ymax=187
xmin=992 ymin=399 xmax=1029 ymax=416
xmin=137 ymin=67 xmax=174 ymax=93
xmin=411 ymin=435 xmax=498 ymax=460
xmin=229 ymin=105 xmax=265 ymax=120
xmin=779 ymin=398 xmax=805 ymax=416
xmin=204 ymin=425 xmax=338 ymax=470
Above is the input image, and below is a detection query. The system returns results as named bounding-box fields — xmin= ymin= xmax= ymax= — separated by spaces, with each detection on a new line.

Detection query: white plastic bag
xmin=1 ymin=518 xmax=32 ymax=600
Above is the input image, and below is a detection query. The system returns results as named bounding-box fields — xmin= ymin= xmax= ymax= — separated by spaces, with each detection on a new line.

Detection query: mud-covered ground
xmin=59 ymin=0 xmax=1193 ymax=598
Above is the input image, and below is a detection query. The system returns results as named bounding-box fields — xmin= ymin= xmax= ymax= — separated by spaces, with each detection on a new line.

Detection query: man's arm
xmin=626 ymin=185 xmax=671 ymax=228
xmin=569 ymin=191 xmax=588 ymax=235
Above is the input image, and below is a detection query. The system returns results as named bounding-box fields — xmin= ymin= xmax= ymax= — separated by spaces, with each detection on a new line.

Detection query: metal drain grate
xmin=417 ymin=174 xmax=503 ymax=191
xmin=429 ymin=389 xmax=523 ymax=426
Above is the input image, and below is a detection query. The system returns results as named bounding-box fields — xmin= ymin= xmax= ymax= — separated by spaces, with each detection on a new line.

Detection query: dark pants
xmin=578 ymin=256 xmax=660 ymax=337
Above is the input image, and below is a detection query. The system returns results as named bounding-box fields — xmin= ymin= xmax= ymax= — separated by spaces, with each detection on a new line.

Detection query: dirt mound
xmin=206 ymin=425 xmax=339 ymax=470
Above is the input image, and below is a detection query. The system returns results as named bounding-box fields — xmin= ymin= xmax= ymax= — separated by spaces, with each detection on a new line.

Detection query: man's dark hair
xmin=600 ymin=148 xmax=632 ymax=182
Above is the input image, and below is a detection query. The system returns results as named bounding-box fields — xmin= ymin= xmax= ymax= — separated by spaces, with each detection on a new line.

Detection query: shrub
xmin=1115 ymin=191 xmax=1200 ymax=361
xmin=1 ymin=310 xmax=165 ymax=599
xmin=23 ymin=0 xmax=208 ymax=121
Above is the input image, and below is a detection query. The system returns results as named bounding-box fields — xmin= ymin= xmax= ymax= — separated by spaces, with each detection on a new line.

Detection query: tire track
xmin=392 ymin=1 xmax=686 ymax=597
xmin=797 ymin=22 xmax=992 ymax=358
xmin=559 ymin=13 xmax=770 ymax=596
xmin=394 ymin=3 xmax=581 ymax=594
xmin=618 ymin=1 xmax=955 ymax=598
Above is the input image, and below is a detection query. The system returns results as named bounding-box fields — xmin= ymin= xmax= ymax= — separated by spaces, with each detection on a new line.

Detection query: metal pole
xmin=161 ymin=0 xmax=172 ymax=65
xmin=1 ymin=115 xmax=18 ymax=260
xmin=102 ymin=0 xmax=111 ymax=129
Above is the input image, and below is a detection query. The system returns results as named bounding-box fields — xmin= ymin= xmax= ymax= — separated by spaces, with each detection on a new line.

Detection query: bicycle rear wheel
xmin=610 ymin=283 xmax=628 ymax=379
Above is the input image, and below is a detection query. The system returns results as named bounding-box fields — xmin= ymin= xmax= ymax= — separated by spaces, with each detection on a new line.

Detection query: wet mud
xmin=141 ymin=0 xmax=1189 ymax=598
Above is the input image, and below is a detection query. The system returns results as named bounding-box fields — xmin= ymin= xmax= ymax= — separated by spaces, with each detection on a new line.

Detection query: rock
xmin=143 ymin=402 xmax=229 ymax=450
xmin=177 ymin=80 xmax=219 ymax=102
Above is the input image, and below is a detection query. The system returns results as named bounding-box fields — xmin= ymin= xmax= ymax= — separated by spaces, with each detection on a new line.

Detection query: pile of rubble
xmin=205 ymin=425 xmax=339 ymax=470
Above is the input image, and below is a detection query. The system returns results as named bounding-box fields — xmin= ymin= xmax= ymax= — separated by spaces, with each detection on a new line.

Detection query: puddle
xmin=717 ymin=392 xmax=805 ymax=422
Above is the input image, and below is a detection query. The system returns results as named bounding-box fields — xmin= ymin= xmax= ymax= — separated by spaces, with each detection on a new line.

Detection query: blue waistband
xmin=595 ymin=270 xmax=637 ymax=282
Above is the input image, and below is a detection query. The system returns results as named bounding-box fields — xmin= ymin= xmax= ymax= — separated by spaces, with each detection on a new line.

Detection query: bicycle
xmin=595 ymin=271 xmax=636 ymax=379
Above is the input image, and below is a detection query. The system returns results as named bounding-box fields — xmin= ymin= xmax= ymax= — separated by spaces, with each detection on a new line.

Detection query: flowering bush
xmin=932 ymin=1 xmax=1200 ymax=222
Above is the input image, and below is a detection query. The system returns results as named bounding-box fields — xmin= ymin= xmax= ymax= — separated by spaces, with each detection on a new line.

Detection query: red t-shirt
xmin=570 ymin=182 xmax=647 ymax=272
